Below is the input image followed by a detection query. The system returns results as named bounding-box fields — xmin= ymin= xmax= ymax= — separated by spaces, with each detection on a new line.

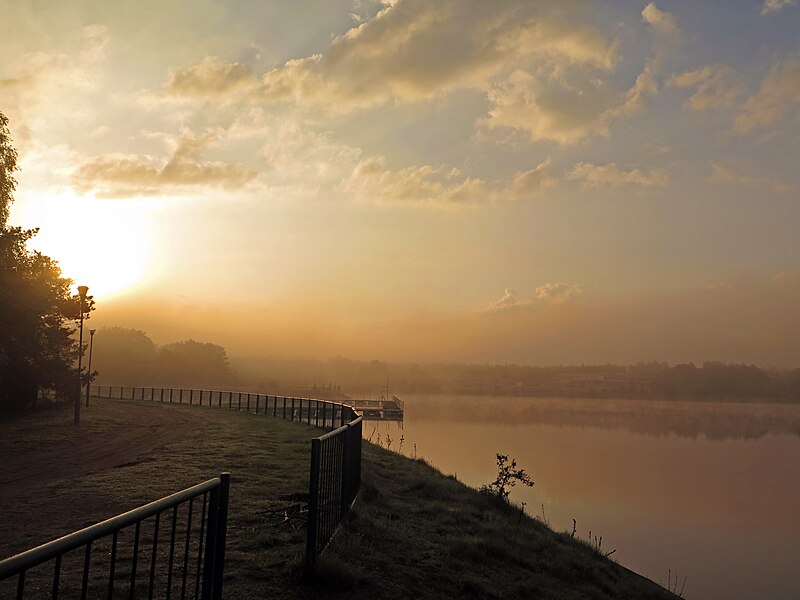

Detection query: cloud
xmin=773 ymin=271 xmax=800 ymax=286
xmin=483 ymin=69 xmax=618 ymax=144
xmin=668 ymin=64 xmax=742 ymax=111
xmin=611 ymin=3 xmax=682 ymax=119
xmin=488 ymin=288 xmax=522 ymax=311
xmin=710 ymin=162 xmax=793 ymax=194
xmin=486 ymin=283 xmax=584 ymax=312
xmin=483 ymin=3 xmax=680 ymax=143
xmin=569 ymin=162 xmax=668 ymax=187
xmin=166 ymin=56 xmax=257 ymax=100
xmin=73 ymin=129 xmax=257 ymax=197
xmin=534 ymin=282 xmax=585 ymax=304
xmin=760 ymin=0 xmax=797 ymax=15
xmin=339 ymin=156 xmax=554 ymax=206
xmin=0 ymin=25 xmax=109 ymax=145
xmin=735 ymin=58 xmax=800 ymax=133
xmin=260 ymin=1 xmax=617 ymax=113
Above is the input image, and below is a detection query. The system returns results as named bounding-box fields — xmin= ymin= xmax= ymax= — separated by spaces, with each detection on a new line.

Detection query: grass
xmin=0 ymin=399 xmax=678 ymax=599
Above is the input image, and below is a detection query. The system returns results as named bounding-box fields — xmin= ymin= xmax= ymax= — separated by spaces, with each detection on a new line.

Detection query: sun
xmin=15 ymin=190 xmax=153 ymax=300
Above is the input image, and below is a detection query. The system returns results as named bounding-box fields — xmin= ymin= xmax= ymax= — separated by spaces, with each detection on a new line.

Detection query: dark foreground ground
xmin=0 ymin=399 xmax=677 ymax=599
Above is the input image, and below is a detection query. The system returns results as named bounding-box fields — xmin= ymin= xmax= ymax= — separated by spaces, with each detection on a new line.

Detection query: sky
xmin=2 ymin=0 xmax=800 ymax=366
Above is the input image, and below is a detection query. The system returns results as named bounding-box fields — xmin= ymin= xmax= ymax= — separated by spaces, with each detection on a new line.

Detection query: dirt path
xmin=0 ymin=400 xmax=207 ymax=502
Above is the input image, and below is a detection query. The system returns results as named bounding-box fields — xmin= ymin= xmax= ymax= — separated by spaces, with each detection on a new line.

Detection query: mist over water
xmin=366 ymin=395 xmax=800 ymax=599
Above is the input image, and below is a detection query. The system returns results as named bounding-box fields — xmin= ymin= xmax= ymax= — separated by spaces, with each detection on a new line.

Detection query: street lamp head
xmin=90 ymin=329 xmax=96 ymax=336
xmin=77 ymin=285 xmax=89 ymax=299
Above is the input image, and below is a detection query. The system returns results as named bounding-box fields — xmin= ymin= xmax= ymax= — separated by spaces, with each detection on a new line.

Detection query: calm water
xmin=364 ymin=395 xmax=800 ymax=599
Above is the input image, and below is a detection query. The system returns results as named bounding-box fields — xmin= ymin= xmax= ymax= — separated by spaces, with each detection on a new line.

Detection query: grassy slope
xmin=0 ymin=400 xmax=677 ymax=599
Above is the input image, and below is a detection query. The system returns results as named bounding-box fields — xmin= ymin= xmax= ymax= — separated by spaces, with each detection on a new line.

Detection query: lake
xmin=363 ymin=395 xmax=800 ymax=599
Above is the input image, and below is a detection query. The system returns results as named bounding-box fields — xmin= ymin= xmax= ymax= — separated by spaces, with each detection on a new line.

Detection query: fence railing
xmin=91 ymin=385 xmax=362 ymax=572
xmin=92 ymin=385 xmax=354 ymax=430
xmin=305 ymin=415 xmax=362 ymax=572
xmin=0 ymin=473 xmax=230 ymax=600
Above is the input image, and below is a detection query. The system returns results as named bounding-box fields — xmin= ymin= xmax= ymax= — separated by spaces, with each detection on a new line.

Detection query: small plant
xmin=398 ymin=435 xmax=404 ymax=454
xmin=537 ymin=503 xmax=550 ymax=527
xmin=385 ymin=434 xmax=392 ymax=450
xmin=483 ymin=453 xmax=534 ymax=502
xmin=412 ymin=443 xmax=417 ymax=459
xmin=664 ymin=569 xmax=687 ymax=598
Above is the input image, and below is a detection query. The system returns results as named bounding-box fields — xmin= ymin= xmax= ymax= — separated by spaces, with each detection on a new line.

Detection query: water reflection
xmin=395 ymin=395 xmax=800 ymax=441
xmin=363 ymin=395 xmax=800 ymax=600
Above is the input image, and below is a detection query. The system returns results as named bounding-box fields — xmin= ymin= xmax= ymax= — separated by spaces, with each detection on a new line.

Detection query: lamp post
xmin=85 ymin=328 xmax=96 ymax=407
xmin=75 ymin=285 xmax=88 ymax=424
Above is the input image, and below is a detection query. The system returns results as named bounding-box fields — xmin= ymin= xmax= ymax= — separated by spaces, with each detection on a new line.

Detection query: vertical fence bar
xmin=200 ymin=487 xmax=220 ymax=600
xmin=148 ymin=512 xmax=161 ymax=600
xmin=53 ymin=554 xmax=62 ymax=598
xmin=211 ymin=473 xmax=229 ymax=600
xmin=246 ymin=393 xmax=251 ymax=413
xmin=81 ymin=542 xmax=92 ymax=600
xmin=305 ymin=438 xmax=321 ymax=573
xmin=166 ymin=505 xmax=178 ymax=600
xmin=194 ymin=493 xmax=208 ymax=600
xmin=130 ymin=520 xmax=142 ymax=597
xmin=282 ymin=397 xmax=287 ymax=420
xmin=181 ymin=498 xmax=194 ymax=600
xmin=291 ymin=398 xmax=295 ymax=421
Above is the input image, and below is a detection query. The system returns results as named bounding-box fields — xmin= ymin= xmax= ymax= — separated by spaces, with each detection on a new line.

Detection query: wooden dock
xmin=352 ymin=396 xmax=404 ymax=421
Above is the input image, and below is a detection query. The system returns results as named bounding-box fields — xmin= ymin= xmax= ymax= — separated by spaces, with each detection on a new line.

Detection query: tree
xmin=0 ymin=112 xmax=86 ymax=416
xmin=157 ymin=339 xmax=237 ymax=387
xmin=93 ymin=327 xmax=157 ymax=386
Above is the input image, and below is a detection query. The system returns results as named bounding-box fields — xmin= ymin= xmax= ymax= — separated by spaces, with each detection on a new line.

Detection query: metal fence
xmin=91 ymin=386 xmax=363 ymax=572
xmin=92 ymin=386 xmax=354 ymax=430
xmin=0 ymin=473 xmax=230 ymax=600
xmin=305 ymin=414 xmax=362 ymax=573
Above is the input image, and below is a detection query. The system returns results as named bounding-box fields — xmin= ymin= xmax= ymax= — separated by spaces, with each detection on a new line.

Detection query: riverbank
xmin=0 ymin=399 xmax=676 ymax=598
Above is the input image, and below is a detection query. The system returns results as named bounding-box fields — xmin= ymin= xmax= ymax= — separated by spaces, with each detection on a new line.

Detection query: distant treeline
xmin=93 ymin=327 xmax=238 ymax=389
xmin=91 ymin=326 xmax=800 ymax=402
xmin=234 ymin=357 xmax=800 ymax=402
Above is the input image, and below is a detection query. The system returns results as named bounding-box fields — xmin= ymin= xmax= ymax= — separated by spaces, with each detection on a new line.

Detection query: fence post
xmin=200 ymin=473 xmax=230 ymax=600
xmin=341 ymin=425 xmax=351 ymax=516
xmin=282 ymin=397 xmax=287 ymax=419
xmin=291 ymin=398 xmax=295 ymax=421
xmin=305 ymin=439 xmax=321 ymax=574
xmin=247 ymin=393 xmax=251 ymax=413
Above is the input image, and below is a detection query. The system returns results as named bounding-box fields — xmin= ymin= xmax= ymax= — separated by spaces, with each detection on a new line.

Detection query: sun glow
xmin=14 ymin=191 xmax=153 ymax=300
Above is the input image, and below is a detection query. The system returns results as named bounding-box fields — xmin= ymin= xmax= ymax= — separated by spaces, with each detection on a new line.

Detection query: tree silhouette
xmin=0 ymin=112 xmax=87 ymax=416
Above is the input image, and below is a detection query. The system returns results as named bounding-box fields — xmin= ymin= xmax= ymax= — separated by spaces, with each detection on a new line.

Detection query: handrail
xmin=317 ymin=415 xmax=363 ymax=442
xmin=0 ymin=474 xmax=230 ymax=600
xmin=0 ymin=477 xmax=222 ymax=580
